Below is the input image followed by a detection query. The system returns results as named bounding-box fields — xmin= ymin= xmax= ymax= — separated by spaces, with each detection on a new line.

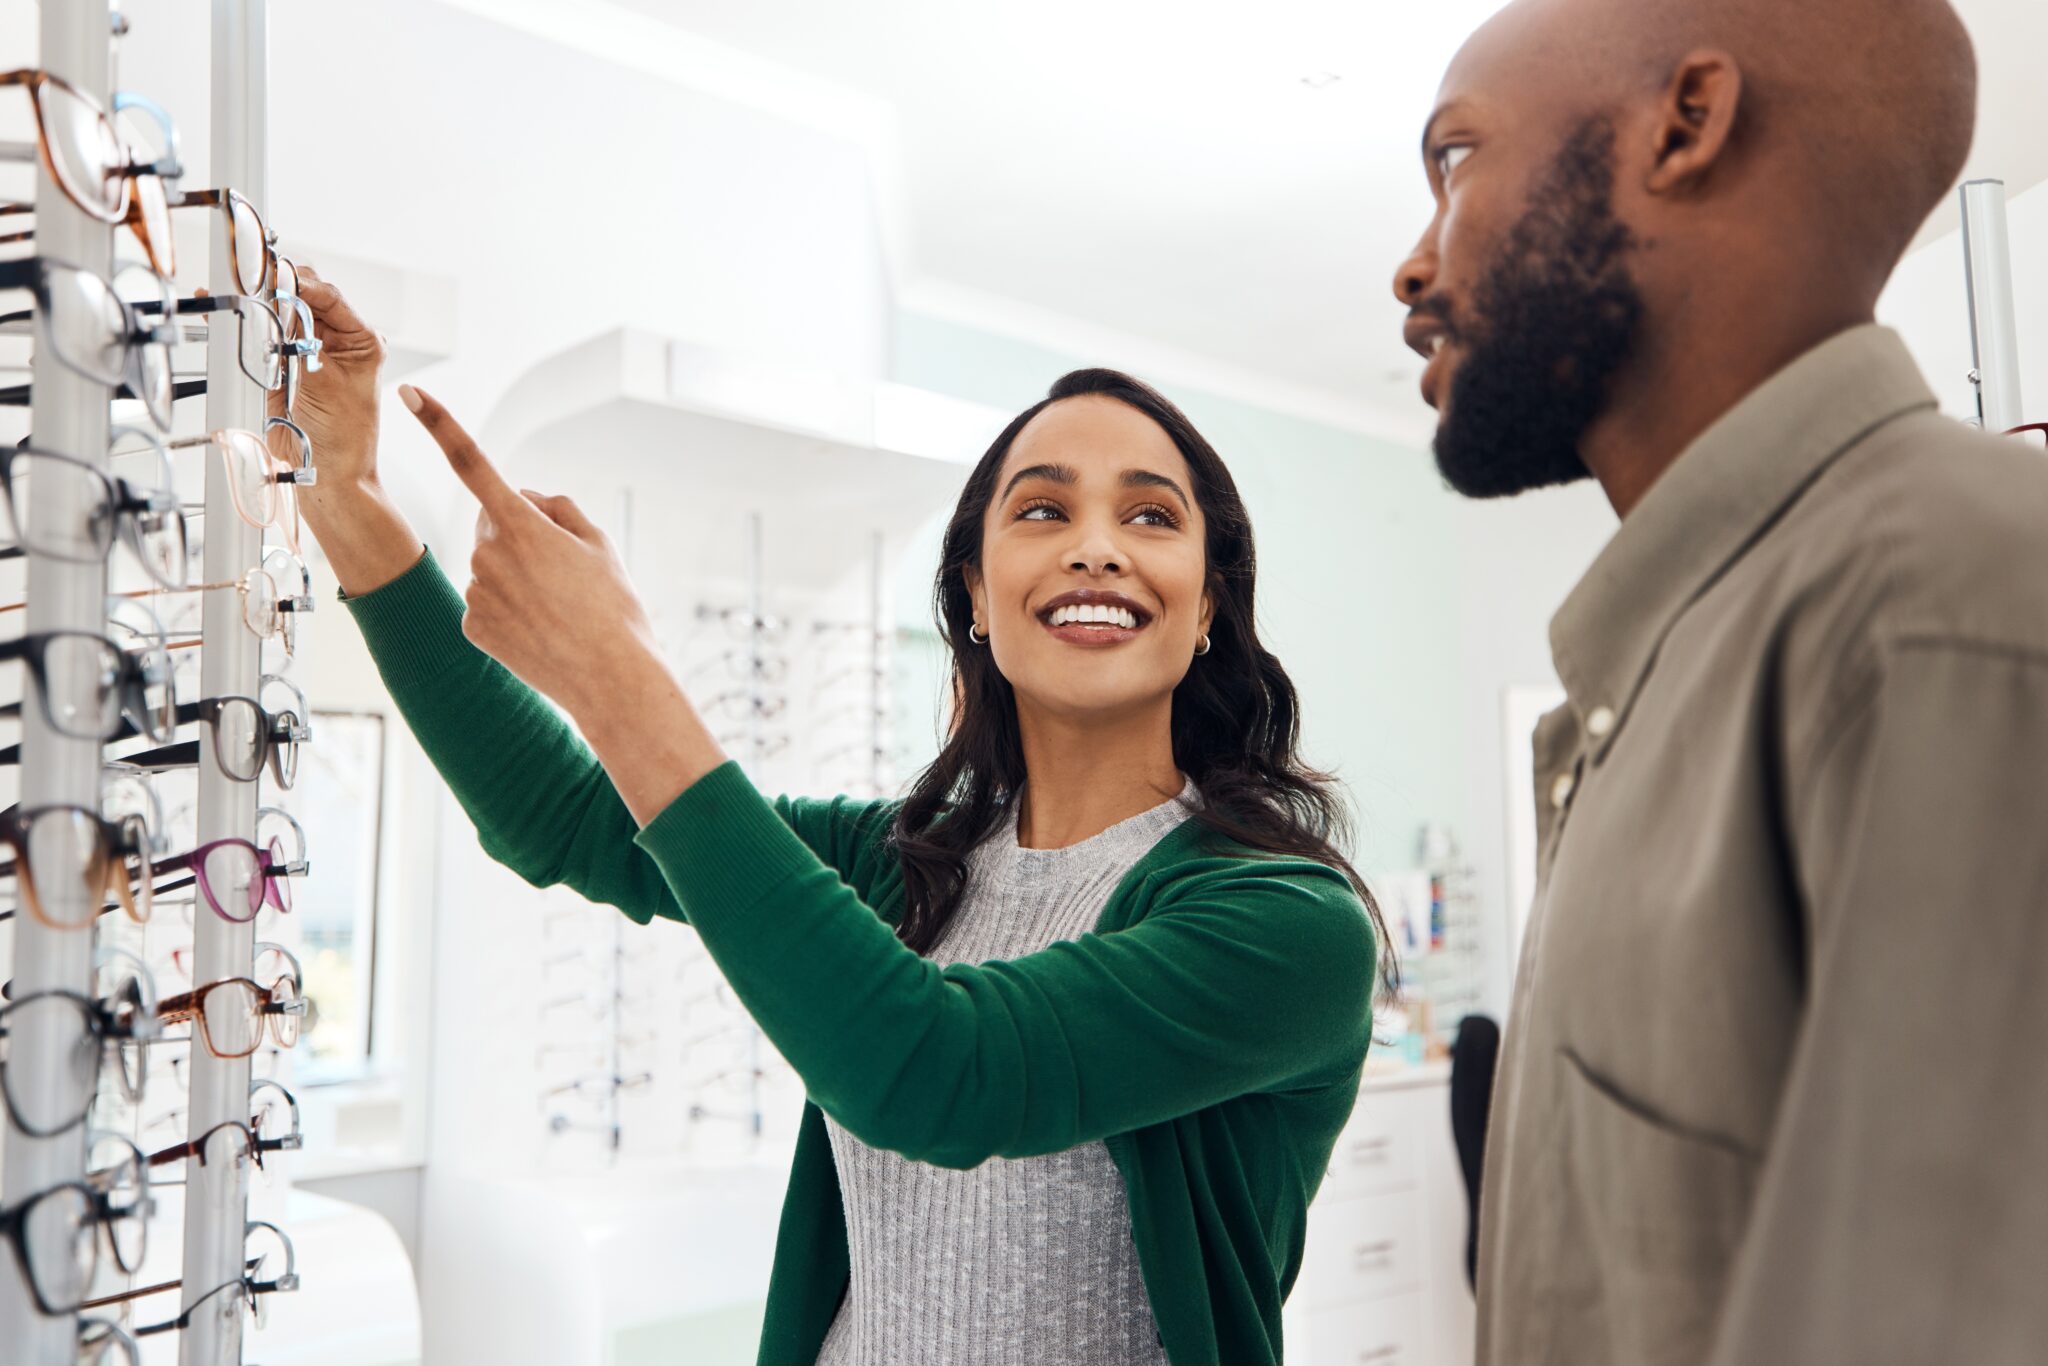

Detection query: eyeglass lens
xmin=1 ymin=995 xmax=100 ymax=1135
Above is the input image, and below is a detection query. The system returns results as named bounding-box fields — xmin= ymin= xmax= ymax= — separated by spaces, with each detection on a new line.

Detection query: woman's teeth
xmin=1048 ymin=604 xmax=1139 ymax=629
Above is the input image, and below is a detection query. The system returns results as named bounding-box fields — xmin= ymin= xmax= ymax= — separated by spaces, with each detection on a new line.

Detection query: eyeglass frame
xmin=0 ymin=1164 xmax=155 ymax=1316
xmin=0 ymin=974 xmax=162 ymax=1139
xmin=150 ymin=834 xmax=293 ymax=924
xmin=0 ymin=93 xmax=185 ymax=279
xmin=0 ymin=438 xmax=188 ymax=586
xmin=157 ymin=971 xmax=309 ymax=1059
xmin=0 ymin=628 xmax=177 ymax=745
xmin=0 ymin=804 xmax=154 ymax=930
xmin=107 ymin=674 xmax=310 ymax=787
xmin=85 ymin=1218 xmax=298 ymax=1332
xmin=0 ymin=69 xmax=129 ymax=221
xmin=0 ymin=256 xmax=176 ymax=427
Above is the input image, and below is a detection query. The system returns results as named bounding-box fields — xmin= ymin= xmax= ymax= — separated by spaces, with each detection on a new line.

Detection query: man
xmin=1393 ymin=0 xmax=2048 ymax=1362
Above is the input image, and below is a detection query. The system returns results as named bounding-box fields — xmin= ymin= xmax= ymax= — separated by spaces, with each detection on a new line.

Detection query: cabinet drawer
xmin=1301 ymin=1290 xmax=1426 ymax=1366
xmin=1298 ymin=1189 xmax=1424 ymax=1309
xmin=1319 ymin=1101 xmax=1418 ymax=1201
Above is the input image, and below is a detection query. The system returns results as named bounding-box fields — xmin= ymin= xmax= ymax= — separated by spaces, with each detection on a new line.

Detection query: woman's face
xmin=967 ymin=395 xmax=1213 ymax=722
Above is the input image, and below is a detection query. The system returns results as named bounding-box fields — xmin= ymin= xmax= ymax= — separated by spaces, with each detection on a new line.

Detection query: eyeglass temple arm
xmin=83 ymin=1254 xmax=263 ymax=1317
xmin=0 ymin=377 xmax=208 ymax=407
xmin=80 ymin=1274 xmax=185 ymax=1311
xmin=104 ymin=739 xmax=198 ymax=772
xmin=129 ymin=295 xmax=235 ymax=319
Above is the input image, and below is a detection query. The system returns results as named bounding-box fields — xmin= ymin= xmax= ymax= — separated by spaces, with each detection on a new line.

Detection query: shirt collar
xmin=1549 ymin=324 xmax=1938 ymax=759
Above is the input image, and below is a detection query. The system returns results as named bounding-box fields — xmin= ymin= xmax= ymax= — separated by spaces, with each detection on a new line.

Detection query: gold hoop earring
xmin=968 ymin=623 xmax=988 ymax=646
xmin=1194 ymin=633 xmax=1211 ymax=657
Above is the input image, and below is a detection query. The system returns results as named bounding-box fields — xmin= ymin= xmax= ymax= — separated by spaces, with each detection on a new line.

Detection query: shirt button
xmin=1586 ymin=706 xmax=1616 ymax=739
xmin=1551 ymin=771 xmax=1577 ymax=810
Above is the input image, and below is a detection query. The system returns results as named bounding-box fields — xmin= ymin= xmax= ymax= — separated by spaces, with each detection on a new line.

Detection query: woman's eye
xmin=1131 ymin=505 xmax=1180 ymax=528
xmin=1434 ymin=144 xmax=1473 ymax=181
xmin=1018 ymin=502 xmax=1062 ymax=522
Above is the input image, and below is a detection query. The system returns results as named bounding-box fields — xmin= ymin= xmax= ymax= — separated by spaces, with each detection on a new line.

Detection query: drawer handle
xmin=1350 ymin=1239 xmax=1398 ymax=1272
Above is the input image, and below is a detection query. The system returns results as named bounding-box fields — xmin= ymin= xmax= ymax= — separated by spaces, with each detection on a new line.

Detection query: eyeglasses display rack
xmin=531 ymin=515 xmax=906 ymax=1165
xmin=0 ymin=0 xmax=116 ymax=1361
xmin=180 ymin=3 xmax=273 ymax=1364
xmin=2 ymin=2 xmax=316 ymax=1363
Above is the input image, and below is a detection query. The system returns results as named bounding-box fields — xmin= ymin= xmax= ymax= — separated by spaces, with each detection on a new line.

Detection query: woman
xmin=288 ymin=266 xmax=1391 ymax=1366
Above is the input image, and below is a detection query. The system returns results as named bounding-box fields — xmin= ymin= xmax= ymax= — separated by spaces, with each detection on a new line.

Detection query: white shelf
xmin=267 ymin=235 xmax=457 ymax=378
xmin=478 ymin=330 xmax=1003 ymax=591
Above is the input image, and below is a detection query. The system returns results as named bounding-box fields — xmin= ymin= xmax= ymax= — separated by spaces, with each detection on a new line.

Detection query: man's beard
xmin=1431 ymin=118 xmax=1645 ymax=499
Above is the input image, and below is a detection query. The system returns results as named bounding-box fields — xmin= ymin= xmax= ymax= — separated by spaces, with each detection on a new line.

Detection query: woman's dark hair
xmin=889 ymin=367 xmax=1395 ymax=999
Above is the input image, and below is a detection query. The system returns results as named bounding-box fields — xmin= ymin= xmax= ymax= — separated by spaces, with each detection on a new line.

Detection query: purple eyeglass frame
xmin=152 ymin=836 xmax=290 ymax=922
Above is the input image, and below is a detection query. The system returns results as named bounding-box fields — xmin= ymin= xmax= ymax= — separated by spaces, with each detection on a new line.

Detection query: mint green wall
xmin=888 ymin=313 xmax=1468 ymax=877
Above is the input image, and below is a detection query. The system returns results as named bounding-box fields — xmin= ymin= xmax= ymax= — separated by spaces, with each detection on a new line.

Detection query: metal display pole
xmin=744 ymin=513 xmax=764 ymax=1141
xmin=178 ymin=2 xmax=268 ymax=1362
xmin=608 ymin=490 xmax=633 ymax=1161
xmin=867 ymin=532 xmax=885 ymax=797
xmin=1960 ymin=179 xmax=2026 ymax=434
xmin=0 ymin=3 xmax=116 ymax=1362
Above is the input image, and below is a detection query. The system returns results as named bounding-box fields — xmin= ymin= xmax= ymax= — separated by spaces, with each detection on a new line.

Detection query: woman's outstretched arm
xmin=396 ymin=381 xmax=1378 ymax=1159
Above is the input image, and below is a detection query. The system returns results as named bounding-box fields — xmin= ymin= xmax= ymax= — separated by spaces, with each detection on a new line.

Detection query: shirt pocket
xmin=1559 ymin=1045 xmax=1757 ymax=1361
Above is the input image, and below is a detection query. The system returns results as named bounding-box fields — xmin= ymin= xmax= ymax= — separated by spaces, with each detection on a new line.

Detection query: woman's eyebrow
xmin=997 ymin=462 xmax=1190 ymax=514
xmin=1123 ymin=469 xmax=1191 ymax=512
xmin=999 ymin=462 xmax=1077 ymax=501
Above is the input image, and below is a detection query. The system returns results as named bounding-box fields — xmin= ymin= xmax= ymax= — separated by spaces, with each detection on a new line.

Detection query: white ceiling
xmin=505 ymin=0 xmax=2048 ymax=443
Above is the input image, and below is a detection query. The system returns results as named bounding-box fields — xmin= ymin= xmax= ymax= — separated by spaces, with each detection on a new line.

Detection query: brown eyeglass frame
xmin=0 ymin=806 xmax=152 ymax=930
xmin=0 ymin=185 xmax=278 ymax=297
xmin=2007 ymin=423 xmax=2047 ymax=442
xmin=157 ymin=974 xmax=305 ymax=1058
xmin=0 ymin=69 xmax=127 ymax=223
xmin=163 ymin=188 xmax=275 ymax=296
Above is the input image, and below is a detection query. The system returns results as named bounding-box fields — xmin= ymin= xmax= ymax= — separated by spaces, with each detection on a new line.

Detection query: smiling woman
xmin=280 ymin=260 xmax=1392 ymax=1366
xmin=898 ymin=368 xmax=1395 ymax=968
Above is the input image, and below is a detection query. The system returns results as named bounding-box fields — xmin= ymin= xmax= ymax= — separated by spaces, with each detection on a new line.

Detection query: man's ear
xmin=1646 ymin=49 xmax=1744 ymax=195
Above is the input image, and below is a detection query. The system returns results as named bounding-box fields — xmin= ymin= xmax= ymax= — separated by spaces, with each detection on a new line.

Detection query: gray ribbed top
xmin=813 ymin=780 xmax=1198 ymax=1366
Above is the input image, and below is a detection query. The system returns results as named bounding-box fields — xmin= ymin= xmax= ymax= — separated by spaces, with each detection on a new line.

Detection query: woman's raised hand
xmin=278 ymin=266 xmax=426 ymax=596
xmin=279 ymin=265 xmax=384 ymax=497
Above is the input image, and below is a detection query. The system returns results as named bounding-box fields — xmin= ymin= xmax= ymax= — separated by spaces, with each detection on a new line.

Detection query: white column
xmin=0 ymin=3 xmax=117 ymax=1363
xmin=1959 ymin=179 xmax=2026 ymax=435
xmin=178 ymin=2 xmax=268 ymax=1362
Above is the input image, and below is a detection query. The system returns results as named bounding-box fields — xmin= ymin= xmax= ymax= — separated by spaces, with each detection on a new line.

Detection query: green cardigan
xmin=346 ymin=550 xmax=1377 ymax=1366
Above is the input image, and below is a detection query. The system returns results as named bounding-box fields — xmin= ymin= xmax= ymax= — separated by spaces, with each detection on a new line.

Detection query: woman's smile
xmin=1036 ymin=589 xmax=1152 ymax=647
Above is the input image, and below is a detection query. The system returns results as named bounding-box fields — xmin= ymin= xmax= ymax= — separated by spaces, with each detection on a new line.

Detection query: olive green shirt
xmin=1478 ymin=325 xmax=2048 ymax=1366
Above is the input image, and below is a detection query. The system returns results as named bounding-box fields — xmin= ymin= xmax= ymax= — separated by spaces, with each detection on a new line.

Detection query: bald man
xmin=1393 ymin=1 xmax=2048 ymax=1363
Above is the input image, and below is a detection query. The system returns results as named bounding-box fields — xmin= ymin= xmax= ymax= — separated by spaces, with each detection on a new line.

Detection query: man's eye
xmin=1435 ymin=145 xmax=1473 ymax=180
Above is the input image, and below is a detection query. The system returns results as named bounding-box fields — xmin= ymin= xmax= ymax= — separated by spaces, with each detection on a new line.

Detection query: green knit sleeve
xmin=344 ymin=550 xmax=895 ymax=923
xmin=634 ymin=762 xmax=1377 ymax=1167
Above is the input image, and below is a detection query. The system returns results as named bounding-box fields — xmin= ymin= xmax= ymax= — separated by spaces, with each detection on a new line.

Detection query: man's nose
xmin=1393 ymin=230 xmax=1438 ymax=308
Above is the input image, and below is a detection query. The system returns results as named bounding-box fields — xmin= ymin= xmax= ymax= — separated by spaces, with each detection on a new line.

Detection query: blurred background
xmin=2 ymin=1 xmax=2042 ymax=1362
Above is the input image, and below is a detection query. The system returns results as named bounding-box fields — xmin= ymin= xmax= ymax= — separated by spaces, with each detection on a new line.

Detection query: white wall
xmin=1447 ymin=484 xmax=1615 ymax=1011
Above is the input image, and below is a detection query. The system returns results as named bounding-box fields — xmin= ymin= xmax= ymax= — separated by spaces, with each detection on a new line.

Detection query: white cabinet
xmin=1298 ymin=1188 xmax=1426 ymax=1308
xmin=1302 ymin=1292 xmax=1428 ymax=1366
xmin=1285 ymin=1066 xmax=1475 ymax=1366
